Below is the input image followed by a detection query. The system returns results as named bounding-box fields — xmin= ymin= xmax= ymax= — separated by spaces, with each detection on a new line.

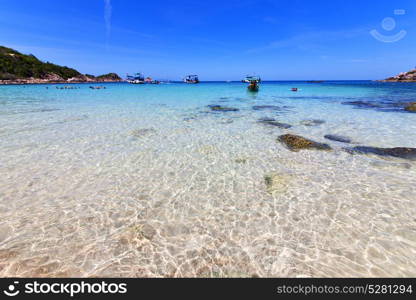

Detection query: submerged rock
xmin=300 ymin=119 xmax=325 ymax=126
xmin=264 ymin=173 xmax=291 ymax=194
xmin=252 ymin=105 xmax=293 ymax=114
xmin=208 ymin=105 xmax=239 ymax=112
xmin=342 ymin=101 xmax=381 ymax=109
xmin=404 ymin=102 xmax=416 ymax=112
xmin=342 ymin=100 xmax=409 ymax=113
xmin=370 ymin=161 xmax=411 ymax=170
xmin=258 ymin=117 xmax=275 ymax=122
xmin=141 ymin=224 xmax=157 ymax=240
xmin=235 ymin=158 xmax=247 ymax=164
xmin=252 ymin=105 xmax=283 ymax=111
xmin=324 ymin=134 xmax=352 ymax=144
xmin=183 ymin=117 xmax=196 ymax=122
xmin=258 ymin=118 xmax=292 ymax=129
xmin=198 ymin=145 xmax=220 ymax=155
xmin=220 ymin=118 xmax=234 ymax=124
xmin=278 ymin=134 xmax=332 ymax=151
xmin=346 ymin=146 xmax=416 ymax=160
xmin=131 ymin=128 xmax=156 ymax=138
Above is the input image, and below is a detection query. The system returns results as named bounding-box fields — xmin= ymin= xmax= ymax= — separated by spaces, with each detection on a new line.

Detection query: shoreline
xmin=0 ymin=79 xmax=124 ymax=85
xmin=2 ymin=79 xmax=416 ymax=85
xmin=377 ymin=80 xmax=416 ymax=83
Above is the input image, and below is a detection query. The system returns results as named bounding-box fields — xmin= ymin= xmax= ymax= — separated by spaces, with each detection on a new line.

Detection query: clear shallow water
xmin=0 ymin=81 xmax=415 ymax=277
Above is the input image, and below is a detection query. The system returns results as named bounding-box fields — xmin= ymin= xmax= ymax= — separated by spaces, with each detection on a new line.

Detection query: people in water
xmin=51 ymin=85 xmax=108 ymax=90
xmin=54 ymin=86 xmax=81 ymax=90
xmin=248 ymin=80 xmax=259 ymax=91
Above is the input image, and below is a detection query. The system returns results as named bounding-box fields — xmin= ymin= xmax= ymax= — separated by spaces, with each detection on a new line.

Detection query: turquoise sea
xmin=0 ymin=81 xmax=415 ymax=277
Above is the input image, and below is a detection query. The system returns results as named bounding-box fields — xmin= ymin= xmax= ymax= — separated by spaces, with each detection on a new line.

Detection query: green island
xmin=0 ymin=46 xmax=121 ymax=84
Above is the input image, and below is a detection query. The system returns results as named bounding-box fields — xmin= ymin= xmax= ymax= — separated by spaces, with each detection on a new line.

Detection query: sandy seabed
xmin=1 ymin=83 xmax=416 ymax=277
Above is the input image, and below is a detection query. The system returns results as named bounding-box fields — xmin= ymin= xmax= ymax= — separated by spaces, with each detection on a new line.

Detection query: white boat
xmin=183 ymin=75 xmax=199 ymax=84
xmin=127 ymin=73 xmax=145 ymax=84
xmin=242 ymin=75 xmax=261 ymax=83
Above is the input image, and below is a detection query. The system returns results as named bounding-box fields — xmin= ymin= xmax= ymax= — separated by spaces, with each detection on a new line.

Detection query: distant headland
xmin=380 ymin=68 xmax=416 ymax=82
xmin=0 ymin=46 xmax=122 ymax=85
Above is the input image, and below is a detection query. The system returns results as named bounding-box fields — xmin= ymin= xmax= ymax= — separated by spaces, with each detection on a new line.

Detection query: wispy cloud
xmin=104 ymin=0 xmax=112 ymax=48
xmin=346 ymin=58 xmax=370 ymax=63
xmin=246 ymin=27 xmax=369 ymax=54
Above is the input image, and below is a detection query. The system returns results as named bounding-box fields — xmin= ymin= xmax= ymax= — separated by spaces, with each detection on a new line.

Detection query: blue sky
xmin=0 ymin=0 xmax=415 ymax=80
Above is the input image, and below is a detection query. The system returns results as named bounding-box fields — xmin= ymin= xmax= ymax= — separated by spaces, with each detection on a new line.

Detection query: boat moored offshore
xmin=242 ymin=75 xmax=261 ymax=83
xmin=127 ymin=73 xmax=145 ymax=84
xmin=184 ymin=75 xmax=199 ymax=84
xmin=245 ymin=75 xmax=261 ymax=92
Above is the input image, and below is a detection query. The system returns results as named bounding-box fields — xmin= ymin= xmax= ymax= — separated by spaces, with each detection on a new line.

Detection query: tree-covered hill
xmin=96 ymin=73 xmax=122 ymax=81
xmin=0 ymin=46 xmax=121 ymax=83
xmin=0 ymin=46 xmax=81 ymax=80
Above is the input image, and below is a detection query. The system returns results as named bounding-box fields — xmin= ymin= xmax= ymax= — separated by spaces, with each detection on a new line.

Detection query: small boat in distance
xmin=127 ymin=73 xmax=145 ymax=84
xmin=242 ymin=75 xmax=261 ymax=83
xmin=145 ymin=77 xmax=161 ymax=84
xmin=247 ymin=76 xmax=260 ymax=92
xmin=244 ymin=75 xmax=260 ymax=92
xmin=127 ymin=73 xmax=160 ymax=84
xmin=184 ymin=75 xmax=199 ymax=84
xmin=291 ymin=88 xmax=298 ymax=92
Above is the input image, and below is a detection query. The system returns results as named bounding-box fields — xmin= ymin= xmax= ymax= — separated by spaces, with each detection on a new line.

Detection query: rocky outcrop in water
xmin=381 ymin=69 xmax=416 ymax=82
xmin=278 ymin=134 xmax=332 ymax=151
xmin=405 ymin=102 xmax=416 ymax=112
xmin=324 ymin=134 xmax=352 ymax=144
xmin=346 ymin=146 xmax=416 ymax=160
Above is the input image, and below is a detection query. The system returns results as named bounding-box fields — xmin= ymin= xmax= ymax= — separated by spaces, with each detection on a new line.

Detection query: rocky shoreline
xmin=379 ymin=80 xmax=416 ymax=83
xmin=0 ymin=73 xmax=123 ymax=85
xmin=379 ymin=68 xmax=416 ymax=82
xmin=1 ymin=46 xmax=123 ymax=85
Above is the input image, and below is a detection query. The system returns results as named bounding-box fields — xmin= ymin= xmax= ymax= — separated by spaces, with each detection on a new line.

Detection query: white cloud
xmin=348 ymin=59 xmax=369 ymax=63
xmin=245 ymin=27 xmax=368 ymax=54
xmin=104 ymin=0 xmax=112 ymax=46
